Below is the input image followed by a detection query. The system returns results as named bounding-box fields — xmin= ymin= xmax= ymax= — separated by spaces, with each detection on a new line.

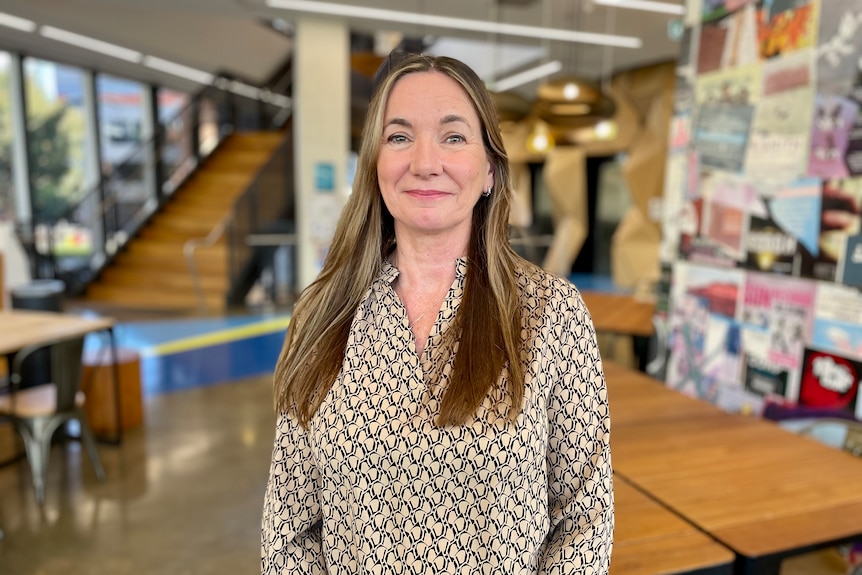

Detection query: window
xmin=0 ymin=52 xmax=14 ymax=220
xmin=24 ymin=57 xmax=90 ymax=221
xmin=96 ymin=74 xmax=145 ymax=183
xmin=158 ymin=88 xmax=193 ymax=193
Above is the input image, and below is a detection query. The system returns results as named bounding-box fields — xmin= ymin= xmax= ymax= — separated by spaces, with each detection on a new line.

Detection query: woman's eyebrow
xmin=383 ymin=118 xmax=411 ymax=129
xmin=440 ymin=114 xmax=469 ymax=126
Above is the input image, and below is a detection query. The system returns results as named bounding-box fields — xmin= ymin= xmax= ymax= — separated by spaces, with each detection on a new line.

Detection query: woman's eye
xmin=386 ymin=134 xmax=409 ymax=144
xmin=445 ymin=134 xmax=466 ymax=143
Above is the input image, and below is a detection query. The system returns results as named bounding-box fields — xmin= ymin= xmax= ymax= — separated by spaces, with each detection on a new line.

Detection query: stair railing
xmin=184 ymin=128 xmax=294 ymax=314
xmin=183 ymin=216 xmax=230 ymax=315
xmin=25 ymin=74 xmax=292 ymax=296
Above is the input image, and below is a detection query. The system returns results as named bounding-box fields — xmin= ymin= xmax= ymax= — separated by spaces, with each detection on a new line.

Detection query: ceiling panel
xmin=0 ymin=0 xmax=683 ymax=96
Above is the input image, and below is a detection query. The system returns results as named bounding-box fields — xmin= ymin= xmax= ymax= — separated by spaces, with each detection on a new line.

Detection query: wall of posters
xmin=662 ymin=0 xmax=862 ymax=422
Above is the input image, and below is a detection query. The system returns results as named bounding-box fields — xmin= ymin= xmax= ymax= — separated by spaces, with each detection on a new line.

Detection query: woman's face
xmin=377 ymin=71 xmax=493 ymax=245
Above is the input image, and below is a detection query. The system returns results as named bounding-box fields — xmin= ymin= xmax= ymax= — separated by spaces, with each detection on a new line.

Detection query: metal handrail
xmin=182 ymin=129 xmax=293 ymax=314
xmin=183 ymin=215 xmax=230 ymax=315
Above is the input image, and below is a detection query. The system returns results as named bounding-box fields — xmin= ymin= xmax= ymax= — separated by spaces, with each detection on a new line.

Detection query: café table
xmin=605 ymin=360 xmax=862 ymax=575
xmin=579 ymin=291 xmax=656 ymax=338
xmin=0 ymin=309 xmax=122 ymax=443
xmin=612 ymin=474 xmax=734 ymax=575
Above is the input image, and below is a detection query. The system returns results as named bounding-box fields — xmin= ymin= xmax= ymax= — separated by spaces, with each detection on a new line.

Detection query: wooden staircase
xmin=83 ymin=132 xmax=285 ymax=313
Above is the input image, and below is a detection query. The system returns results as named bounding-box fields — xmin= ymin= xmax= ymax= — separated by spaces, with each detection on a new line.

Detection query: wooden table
xmin=0 ymin=310 xmax=114 ymax=355
xmin=579 ymin=291 xmax=656 ymax=338
xmin=613 ymin=474 xmax=734 ymax=575
xmin=606 ymin=361 xmax=862 ymax=575
xmin=0 ymin=309 xmax=122 ymax=443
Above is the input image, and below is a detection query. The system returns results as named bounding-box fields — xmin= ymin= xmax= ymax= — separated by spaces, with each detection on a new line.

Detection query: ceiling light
xmin=594 ymin=120 xmax=617 ymax=139
xmin=142 ymin=56 xmax=214 ymax=85
xmin=266 ymin=0 xmax=642 ymax=49
xmin=228 ymin=81 xmax=261 ymax=100
xmin=40 ymin=26 xmax=142 ymax=63
xmin=563 ymin=83 xmax=580 ymax=100
xmin=593 ymin=0 xmax=686 ymax=16
xmin=493 ymin=61 xmax=563 ymax=93
xmin=526 ymin=122 xmax=555 ymax=154
xmin=0 ymin=11 xmax=36 ymax=32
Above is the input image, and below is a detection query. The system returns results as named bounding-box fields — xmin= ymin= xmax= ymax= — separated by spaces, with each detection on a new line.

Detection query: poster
xmin=811 ymin=282 xmax=862 ymax=360
xmin=675 ymin=26 xmax=700 ymax=115
xmin=756 ymin=0 xmax=819 ymax=60
xmin=802 ymin=177 xmax=862 ymax=281
xmin=798 ymin=347 xmax=861 ymax=414
xmin=699 ymin=1 xmax=761 ymax=71
xmin=744 ymin=51 xmax=814 ymax=181
xmin=816 ymin=1 xmax=862 ymax=95
xmin=666 ymin=262 xmax=745 ymax=402
xmin=740 ymin=272 xmax=815 ymax=370
xmin=808 ymin=94 xmax=859 ymax=179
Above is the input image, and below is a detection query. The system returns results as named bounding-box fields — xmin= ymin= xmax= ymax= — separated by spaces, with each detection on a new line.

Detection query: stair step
xmin=221 ymin=132 xmax=284 ymax=151
xmin=138 ymin=226 xmax=222 ymax=242
xmin=79 ymin=130 xmax=285 ymax=312
xmin=148 ymin=213 xmax=223 ymax=234
xmin=101 ymin=266 xmax=229 ymax=291
xmin=162 ymin=203 xmax=234 ymax=218
xmin=86 ymin=284 xmax=225 ymax=311
xmin=114 ymin=250 xmax=227 ymax=273
xmin=126 ymin=238 xmax=224 ymax=256
xmin=203 ymin=150 xmax=273 ymax=171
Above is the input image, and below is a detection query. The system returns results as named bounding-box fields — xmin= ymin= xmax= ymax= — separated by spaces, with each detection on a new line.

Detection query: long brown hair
xmin=274 ymin=53 xmax=528 ymax=427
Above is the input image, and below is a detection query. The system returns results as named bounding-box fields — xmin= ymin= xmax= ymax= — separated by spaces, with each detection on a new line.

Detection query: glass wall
xmin=158 ymin=88 xmax=193 ymax=194
xmin=0 ymin=52 xmax=14 ymax=220
xmin=96 ymin=74 xmax=145 ymax=187
xmin=23 ymin=57 xmax=91 ymax=222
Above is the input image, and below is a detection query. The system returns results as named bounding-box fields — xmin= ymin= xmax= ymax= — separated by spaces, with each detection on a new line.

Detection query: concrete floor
xmin=0 ymin=374 xmax=276 ymax=575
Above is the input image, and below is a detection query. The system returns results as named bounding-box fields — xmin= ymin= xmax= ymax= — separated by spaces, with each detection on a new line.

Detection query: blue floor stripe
xmin=141 ymin=330 xmax=284 ymax=394
xmin=81 ymin=314 xmax=288 ymax=395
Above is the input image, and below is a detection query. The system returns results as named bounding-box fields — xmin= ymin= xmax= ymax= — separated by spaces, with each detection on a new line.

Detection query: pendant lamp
xmin=490 ymin=91 xmax=533 ymax=123
xmin=533 ymin=77 xmax=617 ymax=129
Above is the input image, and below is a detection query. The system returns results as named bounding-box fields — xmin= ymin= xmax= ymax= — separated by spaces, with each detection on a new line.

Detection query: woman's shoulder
xmin=515 ymin=262 xmax=583 ymax=304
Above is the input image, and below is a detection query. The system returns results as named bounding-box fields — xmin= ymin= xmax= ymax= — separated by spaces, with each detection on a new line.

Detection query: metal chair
xmin=0 ymin=335 xmax=105 ymax=504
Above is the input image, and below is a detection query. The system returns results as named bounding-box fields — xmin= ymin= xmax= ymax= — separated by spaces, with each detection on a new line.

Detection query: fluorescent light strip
xmin=40 ymin=26 xmax=142 ymax=63
xmin=143 ymin=56 xmax=215 ymax=85
xmin=4 ymin=13 xmax=284 ymax=105
xmin=228 ymin=80 xmax=262 ymax=100
xmin=593 ymin=0 xmax=686 ymax=16
xmin=266 ymin=0 xmax=642 ymax=49
xmin=493 ymin=60 xmax=563 ymax=93
xmin=0 ymin=11 xmax=37 ymax=32
xmin=268 ymin=93 xmax=292 ymax=108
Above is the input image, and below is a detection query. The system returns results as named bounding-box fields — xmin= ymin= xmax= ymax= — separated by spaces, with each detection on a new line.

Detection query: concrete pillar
xmin=293 ymin=16 xmax=350 ymax=290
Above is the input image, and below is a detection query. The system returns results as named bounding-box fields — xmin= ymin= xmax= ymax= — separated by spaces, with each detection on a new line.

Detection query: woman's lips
xmin=405 ymin=189 xmax=449 ymax=198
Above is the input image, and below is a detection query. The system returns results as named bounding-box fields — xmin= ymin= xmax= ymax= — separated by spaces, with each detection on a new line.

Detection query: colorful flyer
xmin=798 ymin=347 xmax=861 ymax=414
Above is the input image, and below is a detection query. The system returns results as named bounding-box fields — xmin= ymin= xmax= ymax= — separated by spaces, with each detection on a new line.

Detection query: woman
xmin=261 ymin=53 xmax=613 ymax=574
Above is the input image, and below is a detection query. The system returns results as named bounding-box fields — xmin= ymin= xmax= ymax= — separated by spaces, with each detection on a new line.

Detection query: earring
xmin=482 ymin=185 xmax=492 ymax=197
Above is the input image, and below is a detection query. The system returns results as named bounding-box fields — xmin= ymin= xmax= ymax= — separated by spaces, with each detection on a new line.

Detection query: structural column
xmin=293 ymin=16 xmax=350 ymax=290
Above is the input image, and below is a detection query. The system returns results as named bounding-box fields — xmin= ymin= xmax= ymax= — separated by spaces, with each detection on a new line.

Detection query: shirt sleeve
xmin=261 ymin=412 xmax=327 ymax=574
xmin=540 ymin=291 xmax=614 ymax=575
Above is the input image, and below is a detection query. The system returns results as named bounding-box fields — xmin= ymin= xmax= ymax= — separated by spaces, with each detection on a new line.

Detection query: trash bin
xmin=11 ymin=279 xmax=65 ymax=312
xmin=11 ymin=280 xmax=66 ymax=387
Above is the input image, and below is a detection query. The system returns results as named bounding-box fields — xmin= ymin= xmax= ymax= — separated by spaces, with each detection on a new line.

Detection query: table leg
xmin=733 ymin=554 xmax=781 ymax=575
xmin=105 ymin=327 xmax=123 ymax=445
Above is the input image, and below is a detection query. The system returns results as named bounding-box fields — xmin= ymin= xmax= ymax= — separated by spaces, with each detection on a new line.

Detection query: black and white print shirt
xmin=262 ymin=259 xmax=613 ymax=574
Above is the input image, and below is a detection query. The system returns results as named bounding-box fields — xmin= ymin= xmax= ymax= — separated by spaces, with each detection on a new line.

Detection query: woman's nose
xmin=409 ymin=137 xmax=440 ymax=176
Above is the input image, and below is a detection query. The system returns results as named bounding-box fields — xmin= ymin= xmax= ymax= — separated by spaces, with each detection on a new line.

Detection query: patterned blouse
xmin=261 ymin=259 xmax=613 ymax=574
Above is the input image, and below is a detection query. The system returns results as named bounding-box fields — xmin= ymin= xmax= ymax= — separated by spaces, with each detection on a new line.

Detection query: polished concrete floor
xmin=0 ymin=315 xmax=853 ymax=574
xmin=0 ymin=373 xmax=276 ymax=574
